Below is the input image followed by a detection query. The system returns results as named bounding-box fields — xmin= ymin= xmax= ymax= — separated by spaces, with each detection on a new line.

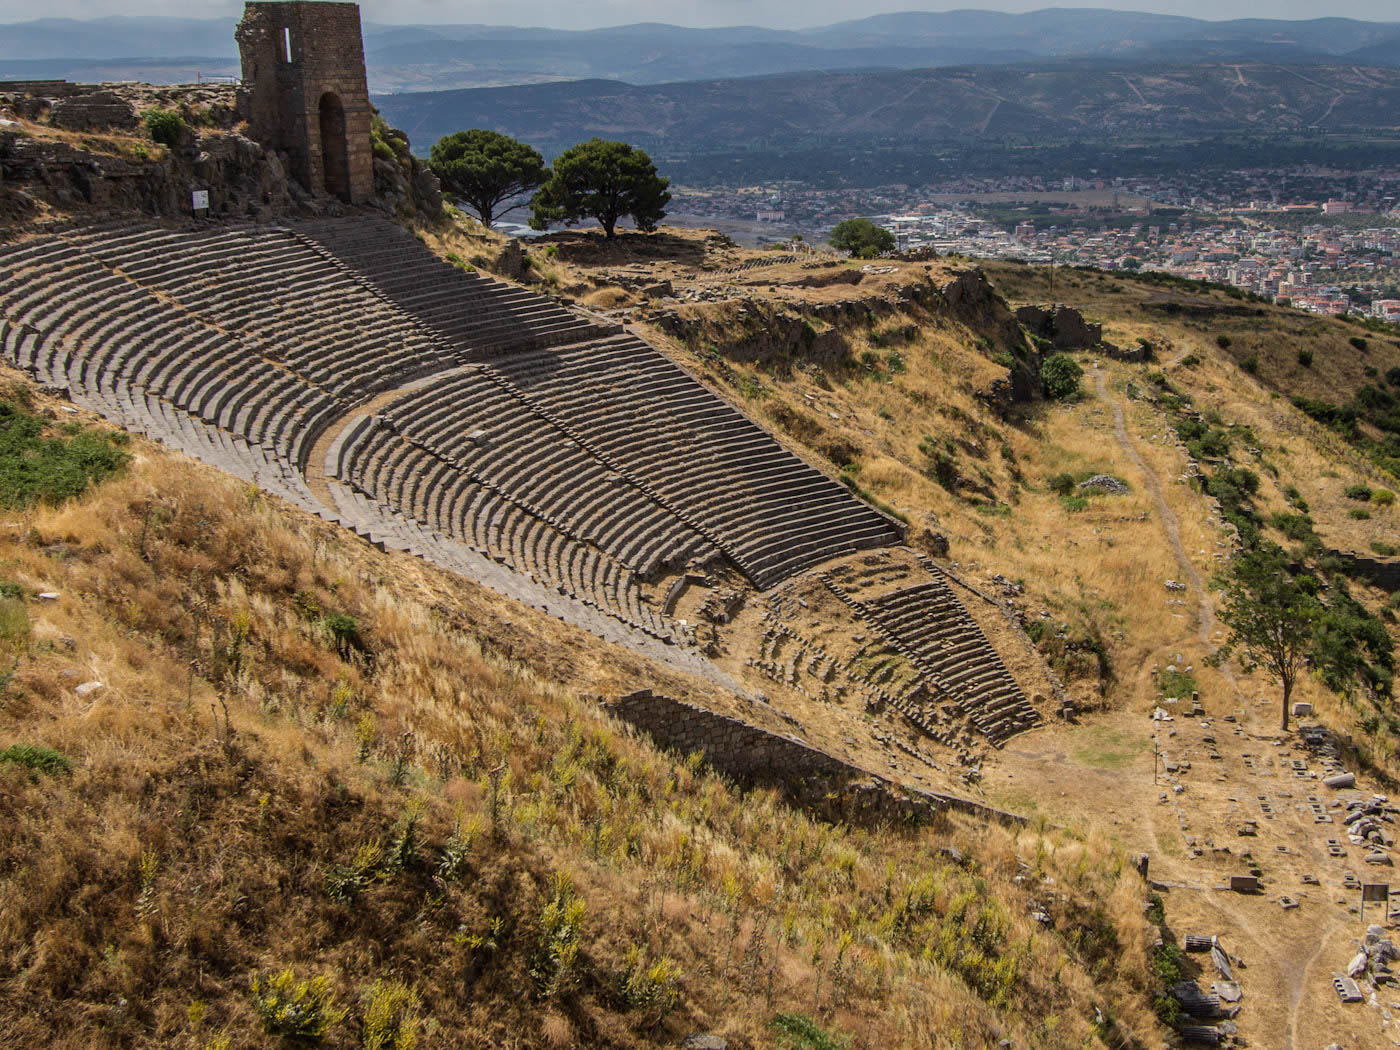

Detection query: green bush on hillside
xmin=0 ymin=400 xmax=128 ymax=508
xmin=0 ymin=744 xmax=72 ymax=777
xmin=771 ymin=1013 xmax=851 ymax=1050
xmin=1041 ymin=354 xmax=1083 ymax=399
xmin=142 ymin=108 xmax=186 ymax=148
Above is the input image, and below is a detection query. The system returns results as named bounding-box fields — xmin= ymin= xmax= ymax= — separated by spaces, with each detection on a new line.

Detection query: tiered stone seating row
xmin=296 ymin=219 xmax=616 ymax=356
xmin=862 ymin=581 xmax=1040 ymax=744
xmin=379 ymin=367 xmax=717 ymax=579
xmin=0 ymin=222 xmax=741 ymax=669
xmin=0 ymin=316 xmax=321 ymax=514
xmin=337 ymin=415 xmax=684 ymax=643
xmin=485 ymin=334 xmax=905 ymax=589
xmin=0 ymin=225 xmax=459 ymax=471
xmin=0 ymin=247 xmax=332 ymax=470
xmin=62 ymin=223 xmax=455 ymax=404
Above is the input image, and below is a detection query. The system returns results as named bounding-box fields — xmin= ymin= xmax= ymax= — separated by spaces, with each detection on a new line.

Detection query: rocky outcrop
xmin=942 ymin=268 xmax=1024 ymax=346
xmin=652 ymin=298 xmax=849 ymax=367
xmin=1331 ymin=551 xmax=1400 ymax=592
xmin=1 ymin=128 xmax=299 ymax=220
xmin=650 ymin=268 xmax=1030 ymax=378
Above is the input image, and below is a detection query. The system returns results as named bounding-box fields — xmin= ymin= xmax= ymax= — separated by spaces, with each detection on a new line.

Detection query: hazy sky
xmin=1 ymin=1 xmax=1397 ymax=27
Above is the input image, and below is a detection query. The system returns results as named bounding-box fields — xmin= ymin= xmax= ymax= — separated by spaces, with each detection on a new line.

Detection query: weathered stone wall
xmin=1334 ymin=551 xmax=1400 ymax=592
xmin=236 ymin=1 xmax=374 ymax=205
xmin=1016 ymin=303 xmax=1104 ymax=351
xmin=50 ymin=92 xmax=138 ymax=132
xmin=602 ymin=689 xmax=1025 ymax=828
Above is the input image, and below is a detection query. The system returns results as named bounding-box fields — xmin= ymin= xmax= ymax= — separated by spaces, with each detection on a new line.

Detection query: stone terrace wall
xmin=1335 ymin=551 xmax=1400 ymax=592
xmin=602 ymin=689 xmax=1024 ymax=828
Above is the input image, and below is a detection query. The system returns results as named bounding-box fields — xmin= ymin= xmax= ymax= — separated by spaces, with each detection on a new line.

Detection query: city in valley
xmin=669 ymin=172 xmax=1400 ymax=320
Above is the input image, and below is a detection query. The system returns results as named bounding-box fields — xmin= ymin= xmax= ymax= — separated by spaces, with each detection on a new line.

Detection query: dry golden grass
xmin=0 ymin=384 xmax=1165 ymax=1049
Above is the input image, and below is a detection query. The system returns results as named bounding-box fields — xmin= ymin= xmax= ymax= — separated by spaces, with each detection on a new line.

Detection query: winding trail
xmin=1093 ymin=367 xmax=1215 ymax=644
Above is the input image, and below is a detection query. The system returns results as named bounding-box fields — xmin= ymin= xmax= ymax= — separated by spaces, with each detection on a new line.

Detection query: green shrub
xmin=1180 ymin=354 xmax=1201 ymax=367
xmin=0 ymin=744 xmax=72 ymax=777
xmin=1297 ymin=349 xmax=1313 ymax=367
xmin=143 ymin=108 xmax=187 ymax=148
xmin=1351 ymin=336 xmax=1369 ymax=351
xmin=1157 ymin=667 xmax=1198 ymax=698
xmin=1041 ymin=354 xmax=1083 ymax=399
xmin=1350 ymin=507 xmax=1372 ymax=520
xmin=1060 ymin=495 xmax=1089 ymax=512
xmin=1371 ymin=541 xmax=1399 ymax=557
xmin=325 ymin=839 xmax=386 ymax=903
xmin=1241 ymin=353 xmax=1258 ymax=374
xmin=1176 ymin=417 xmax=1232 ymax=459
xmin=1216 ymin=334 xmax=1232 ymax=349
xmin=1153 ymin=940 xmax=1185 ymax=985
xmin=1154 ymin=993 xmax=1182 ymax=1026
xmin=771 ymin=1013 xmax=851 ymax=1050
xmin=250 ymin=968 xmax=344 ymax=1041
xmin=1373 ymin=489 xmax=1395 ymax=507
xmin=1047 ymin=472 xmax=1076 ymax=496
xmin=1345 ymin=484 xmax=1374 ymax=501
xmin=530 ymin=872 xmax=585 ymax=999
xmin=1270 ymin=512 xmax=1315 ymax=542
xmin=323 ymin=613 xmax=362 ymax=659
xmin=0 ymin=400 xmax=128 ymax=508
xmin=619 ymin=947 xmax=682 ymax=1024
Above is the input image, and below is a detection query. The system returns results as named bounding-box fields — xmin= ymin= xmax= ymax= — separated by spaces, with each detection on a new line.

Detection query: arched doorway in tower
xmin=318 ymin=92 xmax=351 ymax=202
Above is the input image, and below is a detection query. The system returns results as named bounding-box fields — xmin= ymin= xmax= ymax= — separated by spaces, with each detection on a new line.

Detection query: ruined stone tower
xmin=236 ymin=1 xmax=374 ymax=204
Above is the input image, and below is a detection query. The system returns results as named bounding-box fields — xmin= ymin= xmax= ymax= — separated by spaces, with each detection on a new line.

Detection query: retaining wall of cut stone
xmin=602 ymin=689 xmax=1025 ymax=828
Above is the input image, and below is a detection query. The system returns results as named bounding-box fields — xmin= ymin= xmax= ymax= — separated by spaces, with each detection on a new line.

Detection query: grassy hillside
xmin=0 ymin=375 xmax=1164 ymax=1049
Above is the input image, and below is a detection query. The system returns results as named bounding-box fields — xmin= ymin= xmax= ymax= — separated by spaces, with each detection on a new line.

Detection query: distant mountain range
xmin=0 ymin=11 xmax=1397 ymax=90
xmin=372 ymin=61 xmax=1400 ymax=159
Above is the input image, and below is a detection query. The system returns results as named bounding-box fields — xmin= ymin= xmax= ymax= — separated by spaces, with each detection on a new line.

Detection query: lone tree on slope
xmin=829 ymin=218 xmax=896 ymax=258
xmin=429 ymin=129 xmax=548 ymax=228
xmin=529 ymin=138 xmax=670 ymax=239
xmin=1217 ymin=545 xmax=1321 ymax=731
